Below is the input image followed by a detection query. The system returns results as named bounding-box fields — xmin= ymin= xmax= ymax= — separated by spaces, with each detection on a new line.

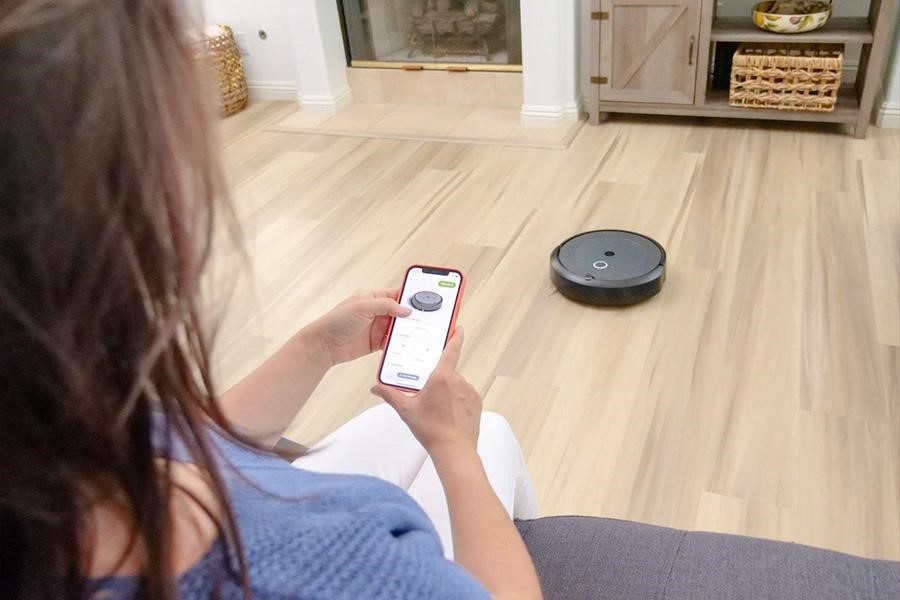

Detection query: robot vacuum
xmin=550 ymin=230 xmax=666 ymax=306
xmin=410 ymin=290 xmax=443 ymax=312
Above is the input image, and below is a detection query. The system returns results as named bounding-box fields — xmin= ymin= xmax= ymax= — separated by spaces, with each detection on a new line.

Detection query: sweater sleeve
xmin=205 ymin=427 xmax=492 ymax=600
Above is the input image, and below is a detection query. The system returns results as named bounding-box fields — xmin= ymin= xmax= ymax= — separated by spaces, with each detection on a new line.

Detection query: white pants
xmin=292 ymin=404 xmax=539 ymax=558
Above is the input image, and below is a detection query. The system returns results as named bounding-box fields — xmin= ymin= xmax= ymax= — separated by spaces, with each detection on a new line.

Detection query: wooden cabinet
xmin=597 ymin=0 xmax=701 ymax=104
xmin=585 ymin=0 xmax=898 ymax=138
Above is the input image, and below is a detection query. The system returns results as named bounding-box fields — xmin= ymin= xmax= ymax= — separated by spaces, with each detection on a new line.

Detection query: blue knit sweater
xmin=94 ymin=425 xmax=489 ymax=599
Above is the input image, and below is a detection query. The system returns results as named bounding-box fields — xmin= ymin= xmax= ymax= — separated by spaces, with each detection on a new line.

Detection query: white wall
xmin=521 ymin=0 xmax=581 ymax=120
xmin=878 ymin=20 xmax=900 ymax=128
xmin=202 ymin=0 xmax=298 ymax=99
xmin=284 ymin=0 xmax=353 ymax=110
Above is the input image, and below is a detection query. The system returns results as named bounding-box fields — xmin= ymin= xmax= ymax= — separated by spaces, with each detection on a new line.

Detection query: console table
xmin=584 ymin=0 xmax=897 ymax=138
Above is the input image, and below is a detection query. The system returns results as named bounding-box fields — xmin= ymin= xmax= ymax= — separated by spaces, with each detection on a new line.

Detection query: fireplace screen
xmin=338 ymin=1 xmax=521 ymax=69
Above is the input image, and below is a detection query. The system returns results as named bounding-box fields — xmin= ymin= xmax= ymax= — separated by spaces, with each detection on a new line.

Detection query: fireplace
xmin=338 ymin=0 xmax=522 ymax=70
xmin=285 ymin=0 xmax=577 ymax=122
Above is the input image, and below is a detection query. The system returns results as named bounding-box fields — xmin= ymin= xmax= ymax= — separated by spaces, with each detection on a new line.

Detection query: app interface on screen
xmin=380 ymin=268 xmax=461 ymax=390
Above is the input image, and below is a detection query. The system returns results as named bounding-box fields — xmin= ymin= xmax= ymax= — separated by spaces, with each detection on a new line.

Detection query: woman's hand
xmin=305 ymin=288 xmax=412 ymax=367
xmin=373 ymin=331 xmax=543 ymax=600
xmin=221 ymin=289 xmax=407 ymax=445
xmin=371 ymin=329 xmax=482 ymax=459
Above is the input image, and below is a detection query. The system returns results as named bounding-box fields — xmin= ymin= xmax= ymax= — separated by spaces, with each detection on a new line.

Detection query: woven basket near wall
xmin=202 ymin=25 xmax=248 ymax=117
xmin=729 ymin=43 xmax=842 ymax=112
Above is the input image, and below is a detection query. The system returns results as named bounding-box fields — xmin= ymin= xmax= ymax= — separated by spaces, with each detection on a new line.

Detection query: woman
xmin=0 ymin=1 xmax=542 ymax=599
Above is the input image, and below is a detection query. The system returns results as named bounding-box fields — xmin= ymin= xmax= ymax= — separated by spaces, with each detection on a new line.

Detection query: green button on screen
xmin=438 ymin=280 xmax=456 ymax=288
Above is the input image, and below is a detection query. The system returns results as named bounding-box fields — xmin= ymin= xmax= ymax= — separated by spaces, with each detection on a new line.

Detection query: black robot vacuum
xmin=550 ymin=230 xmax=666 ymax=306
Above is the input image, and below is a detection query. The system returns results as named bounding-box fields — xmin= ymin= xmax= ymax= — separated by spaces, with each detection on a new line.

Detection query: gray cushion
xmin=516 ymin=516 xmax=900 ymax=599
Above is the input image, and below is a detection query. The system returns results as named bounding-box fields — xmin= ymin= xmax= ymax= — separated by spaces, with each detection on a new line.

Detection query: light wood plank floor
xmin=212 ymin=101 xmax=900 ymax=561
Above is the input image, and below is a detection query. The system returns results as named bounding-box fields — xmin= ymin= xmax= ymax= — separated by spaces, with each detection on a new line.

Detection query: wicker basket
xmin=201 ymin=25 xmax=249 ymax=118
xmin=729 ymin=43 xmax=842 ymax=112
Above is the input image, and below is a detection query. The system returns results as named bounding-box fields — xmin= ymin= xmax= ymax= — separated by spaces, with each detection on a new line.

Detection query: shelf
xmin=597 ymin=87 xmax=859 ymax=124
xmin=701 ymin=88 xmax=859 ymax=122
xmin=711 ymin=17 xmax=874 ymax=44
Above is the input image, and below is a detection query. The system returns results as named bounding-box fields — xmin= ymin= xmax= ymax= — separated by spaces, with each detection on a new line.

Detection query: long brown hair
xmin=0 ymin=1 xmax=250 ymax=597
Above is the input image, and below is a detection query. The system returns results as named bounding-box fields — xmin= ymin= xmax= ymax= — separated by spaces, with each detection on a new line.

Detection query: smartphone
xmin=377 ymin=265 xmax=465 ymax=392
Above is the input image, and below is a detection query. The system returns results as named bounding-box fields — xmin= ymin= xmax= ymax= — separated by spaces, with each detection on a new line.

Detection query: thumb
xmin=437 ymin=326 xmax=464 ymax=371
xmin=371 ymin=384 xmax=412 ymax=413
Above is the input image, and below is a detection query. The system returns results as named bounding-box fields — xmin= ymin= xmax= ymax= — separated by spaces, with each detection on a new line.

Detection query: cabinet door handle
xmin=688 ymin=35 xmax=695 ymax=65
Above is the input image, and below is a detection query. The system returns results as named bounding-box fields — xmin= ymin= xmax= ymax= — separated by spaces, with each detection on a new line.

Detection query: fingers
xmin=375 ymin=287 xmax=401 ymax=301
xmin=351 ymin=287 xmax=401 ymax=300
xmin=437 ymin=326 xmax=464 ymax=371
xmin=371 ymin=384 xmax=411 ymax=412
xmin=357 ymin=297 xmax=411 ymax=318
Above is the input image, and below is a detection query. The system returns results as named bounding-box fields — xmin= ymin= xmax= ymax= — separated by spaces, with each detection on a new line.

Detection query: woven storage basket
xmin=201 ymin=25 xmax=248 ymax=117
xmin=729 ymin=43 xmax=842 ymax=112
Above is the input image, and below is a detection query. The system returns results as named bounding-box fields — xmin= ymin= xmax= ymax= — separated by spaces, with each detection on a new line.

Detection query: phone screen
xmin=379 ymin=267 xmax=463 ymax=391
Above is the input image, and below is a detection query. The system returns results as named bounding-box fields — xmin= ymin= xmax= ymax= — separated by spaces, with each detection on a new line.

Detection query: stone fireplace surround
xmin=285 ymin=0 xmax=581 ymax=123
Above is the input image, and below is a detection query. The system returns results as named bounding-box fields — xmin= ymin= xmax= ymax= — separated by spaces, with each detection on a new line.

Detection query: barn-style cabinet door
xmin=594 ymin=0 xmax=702 ymax=104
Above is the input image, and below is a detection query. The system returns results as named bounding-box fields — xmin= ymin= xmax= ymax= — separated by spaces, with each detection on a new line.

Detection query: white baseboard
xmin=521 ymin=97 xmax=582 ymax=125
xmin=247 ymin=81 xmax=355 ymax=111
xmin=876 ymin=101 xmax=900 ymax=129
xmin=565 ymin=94 xmax=584 ymax=119
xmin=247 ymin=80 xmax=298 ymax=102
xmin=874 ymin=72 xmax=900 ymax=129
xmin=298 ymin=86 xmax=353 ymax=113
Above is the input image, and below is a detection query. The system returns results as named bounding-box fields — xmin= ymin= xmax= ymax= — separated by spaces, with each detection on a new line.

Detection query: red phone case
xmin=376 ymin=264 xmax=466 ymax=392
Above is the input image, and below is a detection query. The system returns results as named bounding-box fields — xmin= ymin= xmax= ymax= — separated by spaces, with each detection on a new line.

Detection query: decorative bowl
xmin=752 ymin=0 xmax=832 ymax=34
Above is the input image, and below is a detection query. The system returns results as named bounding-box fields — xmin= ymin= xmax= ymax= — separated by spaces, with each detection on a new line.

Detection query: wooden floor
xmin=213 ymin=101 xmax=900 ymax=561
xmin=268 ymin=102 xmax=584 ymax=149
